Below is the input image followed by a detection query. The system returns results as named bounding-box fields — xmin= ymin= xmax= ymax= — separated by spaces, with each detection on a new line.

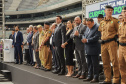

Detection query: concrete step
xmin=0 ymin=82 xmax=13 ymax=84
xmin=0 ymin=70 xmax=12 ymax=81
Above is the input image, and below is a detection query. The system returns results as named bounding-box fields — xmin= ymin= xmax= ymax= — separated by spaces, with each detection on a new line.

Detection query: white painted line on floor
xmin=6 ymin=63 xmax=67 ymax=84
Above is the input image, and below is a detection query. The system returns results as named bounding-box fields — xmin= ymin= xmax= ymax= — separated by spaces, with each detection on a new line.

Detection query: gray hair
xmin=29 ymin=25 xmax=33 ymax=28
xmin=27 ymin=27 xmax=29 ymax=30
xmin=75 ymin=16 xmax=81 ymax=20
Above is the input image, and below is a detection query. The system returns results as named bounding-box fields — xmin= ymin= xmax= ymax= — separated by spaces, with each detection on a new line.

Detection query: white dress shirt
xmin=15 ymin=31 xmax=18 ymax=43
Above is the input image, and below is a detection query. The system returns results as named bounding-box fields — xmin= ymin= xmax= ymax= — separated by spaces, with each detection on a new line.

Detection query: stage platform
xmin=0 ymin=62 xmax=99 ymax=84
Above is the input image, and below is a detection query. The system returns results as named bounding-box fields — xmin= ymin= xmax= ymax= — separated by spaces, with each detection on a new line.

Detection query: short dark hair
xmin=67 ymin=20 xmax=73 ymax=23
xmin=15 ymin=26 xmax=19 ymax=29
xmin=83 ymin=18 xmax=87 ymax=21
xmin=12 ymin=29 xmax=15 ymax=31
xmin=86 ymin=18 xmax=94 ymax=22
xmin=56 ymin=15 xmax=62 ymax=20
xmin=33 ymin=26 xmax=38 ymax=30
xmin=98 ymin=14 xmax=104 ymax=18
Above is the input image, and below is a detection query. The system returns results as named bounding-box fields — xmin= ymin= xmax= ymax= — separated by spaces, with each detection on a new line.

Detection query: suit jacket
xmin=9 ymin=34 xmax=14 ymax=39
xmin=53 ymin=23 xmax=66 ymax=47
xmin=70 ymin=23 xmax=87 ymax=51
xmin=27 ymin=31 xmax=33 ymax=44
xmin=32 ymin=32 xmax=39 ymax=51
xmin=84 ymin=23 xmax=101 ymax=55
xmin=23 ymin=33 xmax=29 ymax=49
xmin=12 ymin=31 xmax=23 ymax=46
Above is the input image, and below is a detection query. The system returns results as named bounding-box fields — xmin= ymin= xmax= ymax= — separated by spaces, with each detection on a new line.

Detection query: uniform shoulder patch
xmin=113 ymin=17 xmax=118 ymax=20
xmin=101 ymin=18 xmax=104 ymax=21
xmin=48 ymin=30 xmax=52 ymax=34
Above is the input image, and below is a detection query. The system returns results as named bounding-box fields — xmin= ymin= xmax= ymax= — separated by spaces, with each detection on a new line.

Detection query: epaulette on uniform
xmin=113 ymin=17 xmax=118 ymax=20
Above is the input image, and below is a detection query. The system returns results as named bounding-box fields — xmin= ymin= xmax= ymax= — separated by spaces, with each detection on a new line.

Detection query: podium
xmin=3 ymin=39 xmax=14 ymax=62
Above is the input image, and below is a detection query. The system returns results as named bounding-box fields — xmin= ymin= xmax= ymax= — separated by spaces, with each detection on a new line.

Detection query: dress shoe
xmin=52 ymin=66 xmax=55 ymax=69
xmin=99 ymin=81 xmax=112 ymax=84
xmin=40 ymin=66 xmax=45 ymax=70
xmin=90 ymin=79 xmax=99 ymax=83
xmin=52 ymin=69 xmax=57 ymax=73
xmin=83 ymin=77 xmax=93 ymax=81
xmin=78 ymin=75 xmax=86 ymax=79
xmin=73 ymin=74 xmax=80 ymax=78
xmin=15 ymin=62 xmax=19 ymax=64
xmin=44 ymin=68 xmax=51 ymax=71
xmin=58 ymin=71 xmax=65 ymax=75
xmin=24 ymin=63 xmax=28 ymax=65
xmin=19 ymin=62 xmax=22 ymax=65
xmin=52 ymin=69 xmax=60 ymax=74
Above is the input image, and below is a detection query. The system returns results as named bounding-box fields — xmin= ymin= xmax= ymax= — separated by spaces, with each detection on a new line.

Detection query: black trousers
xmin=14 ymin=45 xmax=23 ymax=63
xmin=50 ymin=45 xmax=58 ymax=69
xmin=75 ymin=49 xmax=87 ymax=76
xmin=24 ymin=49 xmax=30 ymax=64
xmin=55 ymin=46 xmax=65 ymax=72
xmin=86 ymin=55 xmax=99 ymax=79
xmin=29 ymin=43 xmax=33 ymax=64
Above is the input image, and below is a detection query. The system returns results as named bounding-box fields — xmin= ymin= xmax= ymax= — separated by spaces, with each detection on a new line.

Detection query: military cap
xmin=98 ymin=14 xmax=104 ymax=18
xmin=122 ymin=6 xmax=126 ymax=10
xmin=105 ymin=5 xmax=114 ymax=10
xmin=44 ymin=21 xmax=50 ymax=25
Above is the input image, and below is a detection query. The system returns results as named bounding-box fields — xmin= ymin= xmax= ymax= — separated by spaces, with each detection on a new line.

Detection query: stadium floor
xmin=1 ymin=63 xmax=99 ymax=84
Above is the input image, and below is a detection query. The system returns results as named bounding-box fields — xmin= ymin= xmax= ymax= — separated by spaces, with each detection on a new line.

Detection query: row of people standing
xmin=11 ymin=15 xmax=101 ymax=83
xmin=50 ymin=15 xmax=101 ymax=83
xmin=11 ymin=5 xmax=126 ymax=84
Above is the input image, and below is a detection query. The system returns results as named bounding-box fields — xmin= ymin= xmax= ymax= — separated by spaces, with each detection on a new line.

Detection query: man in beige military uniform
xmin=98 ymin=5 xmax=120 ymax=84
xmin=37 ymin=25 xmax=45 ymax=69
xmin=40 ymin=22 xmax=52 ymax=71
xmin=118 ymin=7 xmax=126 ymax=84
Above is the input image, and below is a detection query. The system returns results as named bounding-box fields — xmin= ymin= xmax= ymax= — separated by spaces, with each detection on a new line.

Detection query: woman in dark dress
xmin=61 ymin=21 xmax=74 ymax=76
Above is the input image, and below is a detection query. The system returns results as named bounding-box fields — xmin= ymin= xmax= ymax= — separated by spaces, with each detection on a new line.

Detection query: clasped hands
xmin=74 ymin=31 xmax=79 ymax=36
xmin=81 ymin=38 xmax=87 ymax=43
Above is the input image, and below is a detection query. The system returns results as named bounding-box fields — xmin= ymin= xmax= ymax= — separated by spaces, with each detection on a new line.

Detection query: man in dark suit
xmin=82 ymin=18 xmax=101 ymax=83
xmin=9 ymin=29 xmax=15 ymax=39
xmin=70 ymin=16 xmax=87 ymax=79
xmin=27 ymin=25 xmax=34 ymax=66
xmin=53 ymin=16 xmax=66 ymax=75
xmin=12 ymin=26 xmax=23 ymax=64
xmin=49 ymin=23 xmax=58 ymax=72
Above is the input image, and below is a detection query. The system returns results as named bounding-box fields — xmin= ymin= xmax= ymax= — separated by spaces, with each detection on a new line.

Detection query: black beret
xmin=122 ymin=6 xmax=126 ymax=10
xmin=44 ymin=21 xmax=50 ymax=25
xmin=105 ymin=5 xmax=114 ymax=10
xmin=98 ymin=14 xmax=104 ymax=18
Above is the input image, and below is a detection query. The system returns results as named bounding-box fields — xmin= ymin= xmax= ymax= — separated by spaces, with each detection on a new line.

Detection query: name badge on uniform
xmin=41 ymin=32 xmax=44 ymax=36
xmin=119 ymin=25 xmax=121 ymax=29
xmin=48 ymin=31 xmax=51 ymax=33
xmin=101 ymin=23 xmax=104 ymax=27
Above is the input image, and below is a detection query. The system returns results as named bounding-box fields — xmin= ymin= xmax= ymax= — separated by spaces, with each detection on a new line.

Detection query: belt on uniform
xmin=119 ymin=43 xmax=126 ymax=46
xmin=101 ymin=38 xmax=116 ymax=44
xmin=44 ymin=44 xmax=50 ymax=47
